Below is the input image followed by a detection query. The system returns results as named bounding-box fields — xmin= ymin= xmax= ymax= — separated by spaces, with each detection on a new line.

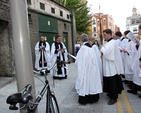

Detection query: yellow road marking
xmin=122 ymin=90 xmax=134 ymax=113
xmin=117 ymin=96 xmax=124 ymax=113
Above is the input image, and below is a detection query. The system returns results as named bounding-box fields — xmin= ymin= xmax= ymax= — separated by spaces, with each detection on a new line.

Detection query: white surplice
xmin=35 ymin=42 xmax=50 ymax=70
xmin=132 ymin=40 xmax=141 ymax=86
xmin=50 ymin=42 xmax=68 ymax=77
xmin=101 ymin=39 xmax=124 ymax=77
xmin=92 ymin=45 xmax=102 ymax=81
xmin=123 ymin=39 xmax=135 ymax=81
xmin=75 ymin=44 xmax=102 ymax=96
xmin=118 ymin=36 xmax=127 ymax=73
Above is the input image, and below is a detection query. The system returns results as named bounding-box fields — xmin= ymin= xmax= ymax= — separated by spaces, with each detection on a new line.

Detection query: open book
xmin=126 ymin=32 xmax=139 ymax=43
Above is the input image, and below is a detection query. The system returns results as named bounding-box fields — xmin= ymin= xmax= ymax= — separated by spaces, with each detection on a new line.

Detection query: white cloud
xmin=87 ymin=0 xmax=141 ymax=33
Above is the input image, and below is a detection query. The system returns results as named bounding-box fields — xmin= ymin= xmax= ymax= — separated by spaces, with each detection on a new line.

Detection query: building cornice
xmin=28 ymin=7 xmax=71 ymax=23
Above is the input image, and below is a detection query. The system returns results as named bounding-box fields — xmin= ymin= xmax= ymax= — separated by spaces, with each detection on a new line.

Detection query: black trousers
xmin=103 ymin=74 xmax=124 ymax=99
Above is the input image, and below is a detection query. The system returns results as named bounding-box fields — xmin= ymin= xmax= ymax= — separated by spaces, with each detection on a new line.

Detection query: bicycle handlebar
xmin=40 ymin=60 xmax=70 ymax=75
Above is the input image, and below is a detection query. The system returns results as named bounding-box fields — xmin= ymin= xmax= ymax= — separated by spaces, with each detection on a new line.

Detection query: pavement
xmin=0 ymin=63 xmax=141 ymax=113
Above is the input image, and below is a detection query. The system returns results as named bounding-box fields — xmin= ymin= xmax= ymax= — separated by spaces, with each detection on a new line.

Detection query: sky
xmin=87 ymin=0 xmax=141 ymax=33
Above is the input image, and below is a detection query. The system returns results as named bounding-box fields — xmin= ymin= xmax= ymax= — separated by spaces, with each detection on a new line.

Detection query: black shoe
xmin=65 ymin=75 xmax=67 ymax=79
xmin=106 ymin=93 xmax=110 ymax=97
xmin=139 ymin=95 xmax=141 ymax=98
xmin=122 ymin=75 xmax=125 ymax=78
xmin=127 ymin=90 xmax=137 ymax=95
xmin=122 ymin=80 xmax=126 ymax=83
xmin=127 ymin=84 xmax=133 ymax=89
xmin=108 ymin=99 xmax=117 ymax=105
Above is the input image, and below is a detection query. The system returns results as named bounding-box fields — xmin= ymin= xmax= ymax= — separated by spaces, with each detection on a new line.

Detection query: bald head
xmin=40 ymin=36 xmax=45 ymax=42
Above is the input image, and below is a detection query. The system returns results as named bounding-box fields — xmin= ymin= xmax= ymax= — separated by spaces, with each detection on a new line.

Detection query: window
xmin=133 ymin=27 xmax=137 ymax=32
xmin=27 ymin=0 xmax=31 ymax=5
xmin=93 ymin=27 xmax=96 ymax=32
xmin=103 ymin=18 xmax=106 ymax=22
xmin=136 ymin=19 xmax=140 ymax=23
xmin=67 ymin=14 xmax=69 ymax=19
xmin=60 ymin=11 xmax=63 ymax=17
xmin=51 ymin=7 xmax=55 ymax=14
xmin=40 ymin=3 xmax=45 ymax=10
xmin=131 ymin=19 xmax=135 ymax=24
xmin=28 ymin=14 xmax=32 ymax=23
xmin=93 ymin=19 xmax=96 ymax=25
xmin=64 ymin=23 xmax=67 ymax=30
xmin=94 ymin=34 xmax=97 ymax=37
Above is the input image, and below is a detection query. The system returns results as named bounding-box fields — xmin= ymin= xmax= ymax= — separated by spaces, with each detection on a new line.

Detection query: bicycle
xmin=6 ymin=59 xmax=70 ymax=113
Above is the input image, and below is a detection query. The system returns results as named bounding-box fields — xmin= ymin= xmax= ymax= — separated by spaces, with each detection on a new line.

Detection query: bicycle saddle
xmin=6 ymin=84 xmax=33 ymax=110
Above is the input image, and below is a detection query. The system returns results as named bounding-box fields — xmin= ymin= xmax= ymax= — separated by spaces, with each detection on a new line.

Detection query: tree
xmin=59 ymin=0 xmax=92 ymax=34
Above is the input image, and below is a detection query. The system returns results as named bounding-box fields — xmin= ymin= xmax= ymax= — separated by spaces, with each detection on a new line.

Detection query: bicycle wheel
xmin=49 ymin=94 xmax=60 ymax=113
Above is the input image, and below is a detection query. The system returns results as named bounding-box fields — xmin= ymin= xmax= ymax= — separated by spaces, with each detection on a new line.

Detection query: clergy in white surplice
xmin=35 ymin=36 xmax=50 ymax=71
xmin=115 ymin=31 xmax=127 ymax=76
xmin=122 ymin=30 xmax=136 ymax=86
xmin=101 ymin=29 xmax=124 ymax=105
xmin=75 ymin=34 xmax=102 ymax=105
xmin=50 ymin=34 xmax=68 ymax=79
xmin=127 ymin=25 xmax=141 ymax=98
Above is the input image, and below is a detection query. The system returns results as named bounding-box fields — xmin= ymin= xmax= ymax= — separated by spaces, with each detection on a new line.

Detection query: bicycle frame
xmin=7 ymin=59 xmax=69 ymax=113
xmin=27 ymin=79 xmax=50 ymax=113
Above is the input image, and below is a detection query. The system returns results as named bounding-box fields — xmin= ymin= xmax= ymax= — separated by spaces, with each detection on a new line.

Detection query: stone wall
xmin=58 ymin=20 xmax=72 ymax=54
xmin=0 ymin=0 xmax=15 ymax=76
xmin=0 ymin=0 xmax=74 ymax=76
xmin=28 ymin=11 xmax=39 ymax=69
xmin=0 ymin=0 xmax=10 ymax=21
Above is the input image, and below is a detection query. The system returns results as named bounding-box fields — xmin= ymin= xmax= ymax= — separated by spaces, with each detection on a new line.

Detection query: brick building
xmin=0 ymin=0 xmax=76 ymax=76
xmin=91 ymin=13 xmax=120 ymax=40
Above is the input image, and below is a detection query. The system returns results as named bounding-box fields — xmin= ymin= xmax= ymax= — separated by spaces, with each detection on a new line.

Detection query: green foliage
xmin=59 ymin=0 xmax=92 ymax=34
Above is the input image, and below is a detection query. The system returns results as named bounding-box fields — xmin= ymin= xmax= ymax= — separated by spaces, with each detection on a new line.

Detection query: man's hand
xmin=61 ymin=49 xmax=65 ymax=53
xmin=136 ymin=40 xmax=140 ymax=45
xmin=100 ymin=45 xmax=103 ymax=48
xmin=42 ymin=47 xmax=45 ymax=51
xmin=57 ymin=49 xmax=60 ymax=51
xmin=122 ymin=49 xmax=127 ymax=53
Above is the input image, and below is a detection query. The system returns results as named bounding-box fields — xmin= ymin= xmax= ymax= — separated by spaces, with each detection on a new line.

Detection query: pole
xmin=99 ymin=18 xmax=103 ymax=45
xmin=9 ymin=0 xmax=37 ymax=113
xmin=70 ymin=10 xmax=76 ymax=62
xmin=99 ymin=14 xmax=103 ymax=45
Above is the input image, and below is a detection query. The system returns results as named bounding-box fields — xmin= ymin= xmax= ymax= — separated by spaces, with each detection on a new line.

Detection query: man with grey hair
xmin=35 ymin=36 xmax=50 ymax=71
xmin=75 ymin=33 xmax=102 ymax=105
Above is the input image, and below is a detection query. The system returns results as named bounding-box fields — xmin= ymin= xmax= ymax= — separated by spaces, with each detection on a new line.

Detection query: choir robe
xmin=132 ymin=40 xmax=141 ymax=86
xmin=92 ymin=45 xmax=102 ymax=81
xmin=118 ymin=36 xmax=127 ymax=73
xmin=101 ymin=38 xmax=124 ymax=100
xmin=115 ymin=38 xmax=120 ymax=46
xmin=35 ymin=41 xmax=50 ymax=70
xmin=75 ymin=42 xmax=102 ymax=104
xmin=50 ymin=42 xmax=68 ymax=78
xmin=123 ymin=39 xmax=135 ymax=81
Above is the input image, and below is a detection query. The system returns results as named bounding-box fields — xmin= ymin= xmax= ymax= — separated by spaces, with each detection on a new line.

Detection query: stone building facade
xmin=0 ymin=0 xmax=15 ymax=76
xmin=0 ymin=0 xmax=76 ymax=77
